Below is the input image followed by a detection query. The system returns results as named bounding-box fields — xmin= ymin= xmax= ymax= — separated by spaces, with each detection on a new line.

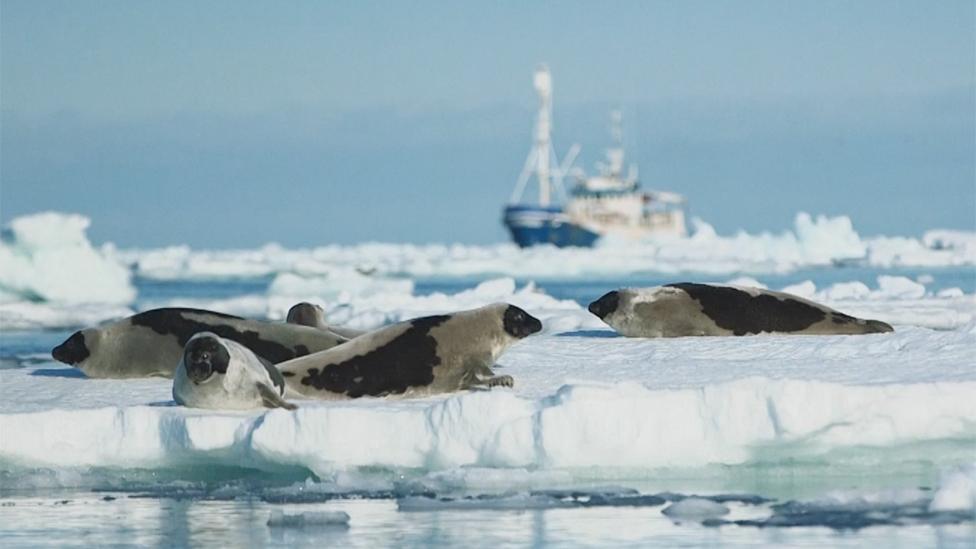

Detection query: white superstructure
xmin=565 ymin=111 xmax=687 ymax=239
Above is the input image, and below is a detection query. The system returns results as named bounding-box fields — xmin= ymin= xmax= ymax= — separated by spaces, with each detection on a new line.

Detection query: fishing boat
xmin=503 ymin=66 xmax=687 ymax=248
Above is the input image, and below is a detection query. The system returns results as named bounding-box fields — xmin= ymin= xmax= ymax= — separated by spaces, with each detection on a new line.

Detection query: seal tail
xmin=865 ymin=319 xmax=894 ymax=333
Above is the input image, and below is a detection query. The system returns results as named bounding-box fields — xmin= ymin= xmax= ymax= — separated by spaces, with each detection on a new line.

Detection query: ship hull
xmin=503 ymin=205 xmax=600 ymax=248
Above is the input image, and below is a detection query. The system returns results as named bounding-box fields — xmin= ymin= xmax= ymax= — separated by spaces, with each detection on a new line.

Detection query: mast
xmin=509 ymin=65 xmax=569 ymax=206
xmin=533 ymin=66 xmax=553 ymax=206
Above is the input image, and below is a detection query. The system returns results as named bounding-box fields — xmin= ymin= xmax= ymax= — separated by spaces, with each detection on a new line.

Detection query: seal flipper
xmin=256 ymin=382 xmax=297 ymax=410
xmin=256 ymin=356 xmax=287 ymax=394
xmin=485 ymin=375 xmax=514 ymax=388
xmin=460 ymin=364 xmax=515 ymax=390
xmin=865 ymin=319 xmax=894 ymax=333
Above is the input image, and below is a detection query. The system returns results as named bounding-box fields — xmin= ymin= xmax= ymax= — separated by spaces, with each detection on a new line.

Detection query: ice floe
xmin=0 ymin=212 xmax=135 ymax=306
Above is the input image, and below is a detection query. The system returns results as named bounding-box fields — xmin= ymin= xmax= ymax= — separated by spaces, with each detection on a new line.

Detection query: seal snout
xmin=503 ymin=305 xmax=543 ymax=338
xmin=588 ymin=291 xmax=620 ymax=320
xmin=52 ymin=330 xmax=90 ymax=366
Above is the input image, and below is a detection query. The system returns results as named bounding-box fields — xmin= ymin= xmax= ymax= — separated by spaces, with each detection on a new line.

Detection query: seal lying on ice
xmin=173 ymin=331 xmax=296 ymax=410
xmin=51 ymin=308 xmax=349 ymax=379
xmin=588 ymin=283 xmax=894 ymax=337
xmin=277 ymin=303 xmax=543 ymax=399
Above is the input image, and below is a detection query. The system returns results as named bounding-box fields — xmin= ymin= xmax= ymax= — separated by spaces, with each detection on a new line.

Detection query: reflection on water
xmin=0 ymin=495 xmax=972 ymax=549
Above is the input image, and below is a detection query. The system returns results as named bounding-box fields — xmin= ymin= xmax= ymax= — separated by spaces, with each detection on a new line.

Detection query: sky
xmin=1 ymin=1 xmax=973 ymax=247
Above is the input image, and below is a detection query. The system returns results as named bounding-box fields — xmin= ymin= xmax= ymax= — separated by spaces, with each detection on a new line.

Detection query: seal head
xmin=503 ymin=305 xmax=543 ymax=338
xmin=182 ymin=333 xmax=231 ymax=383
xmin=52 ymin=330 xmax=90 ymax=365
xmin=587 ymin=291 xmax=620 ymax=320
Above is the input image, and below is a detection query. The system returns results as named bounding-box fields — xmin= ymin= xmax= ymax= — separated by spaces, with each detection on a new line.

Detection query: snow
xmin=2 ymin=315 xmax=974 ymax=478
xmin=0 ymin=212 xmax=135 ymax=306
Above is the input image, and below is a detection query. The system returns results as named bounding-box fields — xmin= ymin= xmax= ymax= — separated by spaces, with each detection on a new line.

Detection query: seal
xmin=173 ymin=332 xmax=296 ymax=410
xmin=51 ymin=308 xmax=349 ymax=379
xmin=285 ymin=302 xmax=367 ymax=339
xmin=588 ymin=283 xmax=894 ymax=337
xmin=277 ymin=303 xmax=543 ymax=399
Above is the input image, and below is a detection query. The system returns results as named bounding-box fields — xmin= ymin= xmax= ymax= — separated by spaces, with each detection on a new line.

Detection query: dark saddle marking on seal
xmin=299 ymin=315 xmax=450 ymax=398
xmin=666 ymin=283 xmax=826 ymax=335
xmin=131 ymin=308 xmax=318 ymax=364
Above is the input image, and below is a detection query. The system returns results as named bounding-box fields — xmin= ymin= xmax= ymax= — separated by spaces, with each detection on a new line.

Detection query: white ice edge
xmin=1 ymin=376 xmax=973 ymax=476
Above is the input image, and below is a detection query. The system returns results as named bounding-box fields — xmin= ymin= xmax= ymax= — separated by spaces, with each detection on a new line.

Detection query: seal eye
xmin=503 ymin=305 xmax=542 ymax=338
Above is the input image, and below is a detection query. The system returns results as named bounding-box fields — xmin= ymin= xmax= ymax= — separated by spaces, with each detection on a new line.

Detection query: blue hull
xmin=502 ymin=205 xmax=600 ymax=248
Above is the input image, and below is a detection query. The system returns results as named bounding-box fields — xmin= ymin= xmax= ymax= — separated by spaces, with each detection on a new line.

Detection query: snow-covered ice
xmin=930 ymin=463 xmax=976 ymax=512
xmin=661 ymin=497 xmax=730 ymax=520
xmin=0 ymin=212 xmax=135 ymax=306
xmin=1 ymin=210 xmax=974 ymax=537
xmin=2 ymin=316 xmax=974 ymax=480
xmin=2 ymin=211 xmax=974 ymax=331
xmin=109 ymin=212 xmax=976 ymax=283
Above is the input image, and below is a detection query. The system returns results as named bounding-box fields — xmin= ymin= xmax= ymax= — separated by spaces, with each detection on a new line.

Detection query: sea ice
xmin=930 ymin=463 xmax=976 ymax=512
xmin=0 ymin=212 xmax=135 ymax=305
xmin=266 ymin=510 xmax=350 ymax=527
xmin=116 ymin=212 xmax=975 ymax=282
xmin=661 ymin=497 xmax=730 ymax=520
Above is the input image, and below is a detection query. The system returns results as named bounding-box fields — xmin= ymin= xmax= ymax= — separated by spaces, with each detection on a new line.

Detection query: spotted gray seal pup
xmin=173 ymin=332 xmax=296 ymax=410
xmin=588 ymin=283 xmax=894 ymax=337
xmin=277 ymin=303 xmax=543 ymax=399
xmin=51 ymin=308 xmax=349 ymax=379
xmin=285 ymin=302 xmax=367 ymax=339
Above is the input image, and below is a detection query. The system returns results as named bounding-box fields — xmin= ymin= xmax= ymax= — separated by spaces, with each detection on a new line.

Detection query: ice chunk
xmin=780 ymin=280 xmax=816 ymax=299
xmin=794 ymin=212 xmax=866 ymax=265
xmin=267 ymin=270 xmax=413 ymax=300
xmin=937 ymin=287 xmax=964 ymax=298
xmin=930 ymin=463 xmax=976 ymax=512
xmin=819 ymin=281 xmax=871 ymax=301
xmin=0 ymin=301 xmax=133 ymax=330
xmin=398 ymin=494 xmax=575 ymax=511
xmin=875 ymin=276 xmax=926 ymax=300
xmin=0 ymin=212 xmax=135 ymax=305
xmin=661 ymin=497 xmax=730 ymax=520
xmin=117 ymin=213 xmax=975 ymax=283
xmin=266 ymin=510 xmax=350 ymax=527
xmin=723 ymin=277 xmax=766 ymax=289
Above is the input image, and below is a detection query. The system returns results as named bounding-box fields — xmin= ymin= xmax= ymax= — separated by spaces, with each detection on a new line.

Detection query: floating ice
xmin=930 ymin=463 xmax=976 ymax=512
xmin=116 ymin=212 xmax=976 ymax=282
xmin=0 ymin=212 xmax=135 ymax=305
xmin=266 ymin=510 xmax=350 ymax=528
xmin=0 ymin=301 xmax=134 ymax=331
xmin=661 ymin=497 xmax=730 ymax=520
xmin=268 ymin=269 xmax=414 ymax=300
xmin=875 ymin=275 xmax=926 ymax=300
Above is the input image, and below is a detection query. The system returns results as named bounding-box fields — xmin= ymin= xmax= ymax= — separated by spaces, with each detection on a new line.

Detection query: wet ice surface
xmin=0 ymin=494 xmax=973 ymax=549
